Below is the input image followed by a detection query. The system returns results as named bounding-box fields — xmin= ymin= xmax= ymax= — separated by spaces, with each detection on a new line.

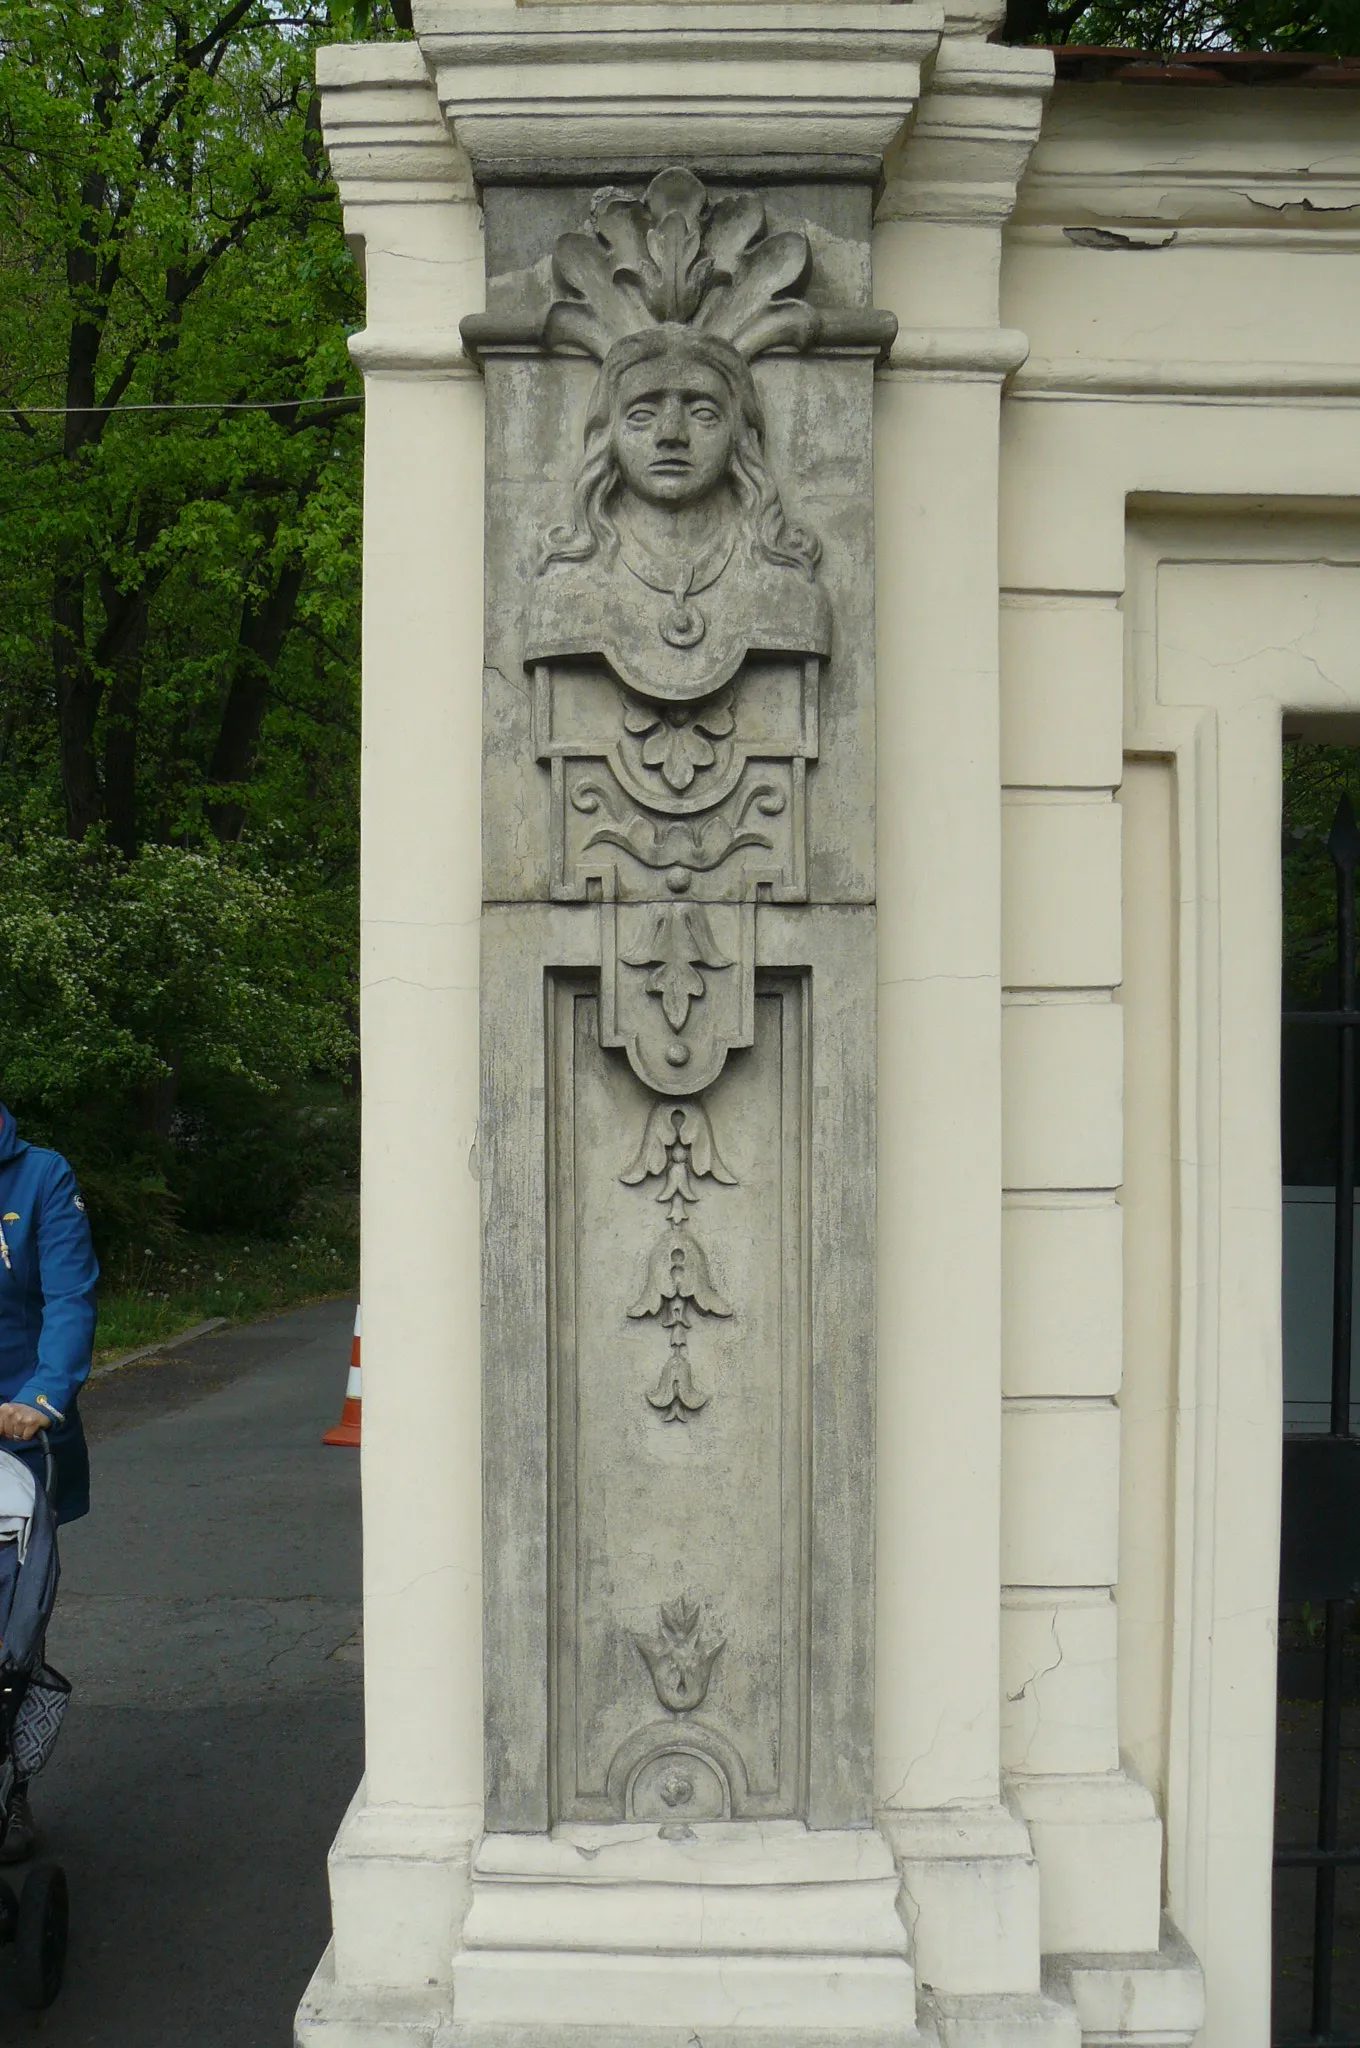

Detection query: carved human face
xmin=611 ymin=356 xmax=736 ymax=510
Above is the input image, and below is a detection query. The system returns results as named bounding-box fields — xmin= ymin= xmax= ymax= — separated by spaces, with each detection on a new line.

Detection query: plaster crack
xmin=1242 ymin=191 xmax=1359 ymax=216
xmin=878 ymin=970 xmax=995 ymax=989
xmin=1006 ymin=1610 xmax=1063 ymax=1710
xmin=881 ymin=1703 xmax=961 ymax=1809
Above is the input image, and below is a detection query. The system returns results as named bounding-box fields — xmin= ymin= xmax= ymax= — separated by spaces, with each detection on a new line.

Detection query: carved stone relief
xmin=526 ymin=168 xmax=828 ymax=1099
xmin=634 ymin=1595 xmax=726 ymax=1712
xmin=479 ymin=167 xmax=878 ymax=1834
xmin=551 ymin=984 xmax=805 ymax=1821
xmin=622 ymin=1097 xmax=734 ymax=1420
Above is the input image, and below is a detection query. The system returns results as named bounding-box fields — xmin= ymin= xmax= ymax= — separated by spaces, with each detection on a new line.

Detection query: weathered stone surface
xmin=479 ymin=170 xmax=878 ymax=1836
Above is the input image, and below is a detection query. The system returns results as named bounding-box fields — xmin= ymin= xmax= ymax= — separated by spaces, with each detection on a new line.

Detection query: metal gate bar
xmin=1279 ymin=796 xmax=1360 ymax=2045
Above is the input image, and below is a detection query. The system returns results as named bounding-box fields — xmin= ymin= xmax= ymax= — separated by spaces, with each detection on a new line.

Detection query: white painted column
xmin=314 ymin=45 xmax=486 ymax=1996
xmin=873 ymin=39 xmax=1055 ymax=2004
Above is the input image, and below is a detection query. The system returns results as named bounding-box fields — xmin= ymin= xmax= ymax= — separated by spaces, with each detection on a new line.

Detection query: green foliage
xmin=0 ymin=828 xmax=350 ymax=1107
xmin=0 ymin=818 xmax=356 ymax=1257
xmin=173 ymin=1080 xmax=357 ymax=1237
xmin=0 ymin=2 xmax=399 ymax=1277
xmin=1003 ymin=0 xmax=1360 ymax=55
xmin=96 ymin=1204 xmax=359 ymax=1355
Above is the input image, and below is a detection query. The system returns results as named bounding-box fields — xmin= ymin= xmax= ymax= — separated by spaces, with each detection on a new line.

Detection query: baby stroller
xmin=0 ymin=1434 xmax=70 ymax=2010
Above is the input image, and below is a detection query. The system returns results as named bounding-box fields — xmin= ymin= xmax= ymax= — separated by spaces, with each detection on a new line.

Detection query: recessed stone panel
xmin=551 ymin=983 xmax=807 ymax=1820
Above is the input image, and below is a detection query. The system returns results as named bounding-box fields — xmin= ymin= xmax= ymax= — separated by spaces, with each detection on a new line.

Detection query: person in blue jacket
xmin=0 ymin=1102 xmax=98 ymax=1863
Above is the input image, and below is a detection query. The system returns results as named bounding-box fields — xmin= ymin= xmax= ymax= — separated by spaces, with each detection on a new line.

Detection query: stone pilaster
xmin=302 ymin=43 xmax=486 ymax=2020
xmin=871 ymin=37 xmax=1071 ymax=2033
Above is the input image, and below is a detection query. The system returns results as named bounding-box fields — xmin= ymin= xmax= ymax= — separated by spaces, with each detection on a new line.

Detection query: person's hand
xmin=0 ymin=1404 xmax=50 ymax=1442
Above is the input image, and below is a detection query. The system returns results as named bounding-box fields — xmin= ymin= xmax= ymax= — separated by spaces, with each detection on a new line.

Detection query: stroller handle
xmin=0 ymin=1425 xmax=57 ymax=1507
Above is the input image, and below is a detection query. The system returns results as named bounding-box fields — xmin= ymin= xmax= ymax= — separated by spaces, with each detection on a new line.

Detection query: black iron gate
xmin=1279 ymin=795 xmax=1360 ymax=2046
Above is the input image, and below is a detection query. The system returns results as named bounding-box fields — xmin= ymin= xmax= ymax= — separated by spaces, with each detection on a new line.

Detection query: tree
xmin=0 ymin=1 xmax=396 ymax=854
xmin=0 ymin=4 xmax=402 ymax=1235
xmin=1003 ymin=0 xmax=1360 ymax=55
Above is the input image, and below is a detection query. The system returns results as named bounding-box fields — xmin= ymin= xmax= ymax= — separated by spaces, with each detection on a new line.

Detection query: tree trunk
xmin=98 ymin=571 xmax=150 ymax=857
xmin=143 ymin=1047 xmax=183 ymax=1143
xmin=102 ymin=651 xmax=144 ymax=858
xmin=207 ymin=558 xmax=307 ymax=840
xmin=52 ymin=559 xmax=103 ymax=841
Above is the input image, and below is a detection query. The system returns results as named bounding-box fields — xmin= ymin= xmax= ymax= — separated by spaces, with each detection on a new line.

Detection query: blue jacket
xmin=0 ymin=1106 xmax=97 ymax=1521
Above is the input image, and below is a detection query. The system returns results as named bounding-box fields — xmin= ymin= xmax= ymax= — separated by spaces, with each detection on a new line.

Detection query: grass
xmin=94 ymin=1224 xmax=357 ymax=1360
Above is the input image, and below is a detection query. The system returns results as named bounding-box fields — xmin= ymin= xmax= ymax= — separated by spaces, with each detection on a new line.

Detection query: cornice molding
xmin=316 ymin=48 xmax=484 ymax=376
xmin=879 ymin=39 xmax=1054 ymax=225
xmin=347 ymin=327 xmax=479 ymax=374
xmin=1009 ymin=355 xmax=1360 ymax=401
xmin=411 ymin=2 xmax=942 ymax=182
xmin=316 ymin=44 xmax=472 ymax=207
xmin=882 ymin=325 xmax=1031 ymax=379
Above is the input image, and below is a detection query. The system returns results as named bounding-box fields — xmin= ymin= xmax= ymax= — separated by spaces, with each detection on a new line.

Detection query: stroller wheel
xmin=15 ymin=1862 xmax=67 ymax=2009
xmin=0 ymin=1878 xmax=16 ymax=1944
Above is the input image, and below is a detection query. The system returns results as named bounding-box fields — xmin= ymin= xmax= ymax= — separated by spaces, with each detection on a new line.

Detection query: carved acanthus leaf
xmin=545 ymin=168 xmax=815 ymax=364
xmin=574 ymin=780 xmax=780 ymax=877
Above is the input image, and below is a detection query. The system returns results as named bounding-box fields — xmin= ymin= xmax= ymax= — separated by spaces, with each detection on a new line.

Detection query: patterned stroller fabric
xmin=0 ymin=1446 xmax=69 ymax=1845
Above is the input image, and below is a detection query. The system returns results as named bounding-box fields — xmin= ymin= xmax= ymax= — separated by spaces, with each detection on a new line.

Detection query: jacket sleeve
xmin=11 ymin=1157 xmax=99 ymax=1422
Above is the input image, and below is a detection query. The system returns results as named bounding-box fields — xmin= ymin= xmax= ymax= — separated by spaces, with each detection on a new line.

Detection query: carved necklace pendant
xmin=618 ymin=529 xmax=735 ymax=652
xmin=661 ymin=575 xmax=706 ymax=650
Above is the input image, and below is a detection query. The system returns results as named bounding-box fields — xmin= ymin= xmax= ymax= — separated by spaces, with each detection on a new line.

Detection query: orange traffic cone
xmin=323 ymin=1304 xmax=362 ymax=1447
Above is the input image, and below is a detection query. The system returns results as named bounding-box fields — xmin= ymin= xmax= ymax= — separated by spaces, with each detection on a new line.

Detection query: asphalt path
xmin=0 ymin=1298 xmax=362 ymax=2045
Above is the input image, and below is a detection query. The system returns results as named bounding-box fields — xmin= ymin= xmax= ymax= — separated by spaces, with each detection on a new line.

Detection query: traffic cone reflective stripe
xmin=323 ymin=1304 xmax=362 ymax=1447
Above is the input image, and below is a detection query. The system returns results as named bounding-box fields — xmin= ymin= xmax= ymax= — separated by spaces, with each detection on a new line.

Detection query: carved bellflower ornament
xmin=623 ymin=1099 xmax=736 ymax=1419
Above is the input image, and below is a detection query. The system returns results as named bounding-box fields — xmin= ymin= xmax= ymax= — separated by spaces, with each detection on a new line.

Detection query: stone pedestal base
xmin=297 ymin=1944 xmax=446 ymax=2048
xmin=884 ymin=1803 xmax=1042 ymax=1996
xmin=454 ymin=1822 xmax=919 ymax=2038
xmin=295 ymin=1805 xmax=1205 ymax=2048
xmin=1008 ymin=1776 xmax=1164 ymax=1956
xmin=1044 ymin=1922 xmax=1206 ymax=2048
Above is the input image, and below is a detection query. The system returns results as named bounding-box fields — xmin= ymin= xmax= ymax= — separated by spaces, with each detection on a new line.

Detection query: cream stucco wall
xmin=998 ymin=84 xmax=1360 ymax=2043
xmin=301 ymin=42 xmax=1360 ymax=2048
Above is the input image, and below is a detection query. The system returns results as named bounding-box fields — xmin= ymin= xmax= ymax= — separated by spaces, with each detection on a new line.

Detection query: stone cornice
xmin=316 ymin=47 xmax=484 ymax=378
xmin=411 ymin=2 xmax=942 ymax=182
xmin=316 ymin=44 xmax=472 ymax=207
xmin=880 ymin=40 xmax=1054 ymax=225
